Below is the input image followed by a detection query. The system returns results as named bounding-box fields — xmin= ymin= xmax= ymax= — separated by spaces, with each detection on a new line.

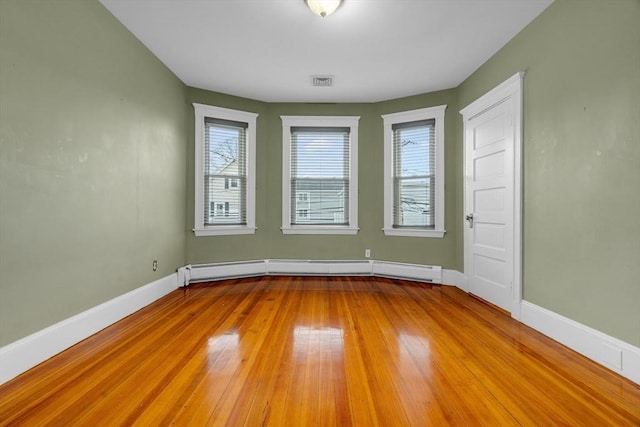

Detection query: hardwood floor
xmin=1 ymin=276 xmax=639 ymax=426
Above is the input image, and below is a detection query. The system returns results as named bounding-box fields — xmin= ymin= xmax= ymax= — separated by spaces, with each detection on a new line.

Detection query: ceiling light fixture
xmin=305 ymin=0 xmax=343 ymax=18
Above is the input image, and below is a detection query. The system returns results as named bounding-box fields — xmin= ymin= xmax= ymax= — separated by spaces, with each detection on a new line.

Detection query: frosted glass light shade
xmin=305 ymin=0 xmax=343 ymax=17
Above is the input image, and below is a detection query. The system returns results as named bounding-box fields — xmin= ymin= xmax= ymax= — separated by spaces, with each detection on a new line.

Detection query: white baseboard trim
xmin=520 ymin=300 xmax=640 ymax=384
xmin=442 ymin=269 xmax=468 ymax=291
xmin=0 ymin=273 xmax=179 ymax=386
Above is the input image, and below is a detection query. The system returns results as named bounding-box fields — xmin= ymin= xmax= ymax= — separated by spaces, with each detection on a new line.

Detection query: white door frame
xmin=460 ymin=72 xmax=524 ymax=320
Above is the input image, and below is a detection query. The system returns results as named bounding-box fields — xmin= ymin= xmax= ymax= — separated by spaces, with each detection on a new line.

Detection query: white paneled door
xmin=461 ymin=73 xmax=523 ymax=316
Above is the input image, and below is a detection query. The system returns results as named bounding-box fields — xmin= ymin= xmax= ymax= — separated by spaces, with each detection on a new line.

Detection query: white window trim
xmin=281 ymin=115 xmax=360 ymax=235
xmin=381 ymin=105 xmax=446 ymax=238
xmin=193 ymin=103 xmax=258 ymax=236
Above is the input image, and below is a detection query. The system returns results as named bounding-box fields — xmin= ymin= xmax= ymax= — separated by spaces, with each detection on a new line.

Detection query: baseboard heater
xmin=178 ymin=260 xmax=267 ymax=286
xmin=178 ymin=259 xmax=442 ymax=287
xmin=372 ymin=261 xmax=442 ymax=283
xmin=266 ymin=259 xmax=371 ymax=276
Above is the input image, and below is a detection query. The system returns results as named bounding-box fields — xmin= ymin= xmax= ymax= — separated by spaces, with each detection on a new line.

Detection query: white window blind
xmin=204 ymin=117 xmax=247 ymax=226
xmin=392 ymin=119 xmax=436 ymax=228
xmin=290 ymin=127 xmax=350 ymax=225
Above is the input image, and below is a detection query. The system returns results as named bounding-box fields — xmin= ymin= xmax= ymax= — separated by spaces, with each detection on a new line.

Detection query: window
xmin=194 ymin=103 xmax=258 ymax=236
xmin=224 ymin=178 xmax=238 ymax=189
xmin=296 ymin=192 xmax=311 ymax=222
xmin=382 ymin=105 xmax=446 ymax=238
xmin=281 ymin=116 xmax=359 ymax=234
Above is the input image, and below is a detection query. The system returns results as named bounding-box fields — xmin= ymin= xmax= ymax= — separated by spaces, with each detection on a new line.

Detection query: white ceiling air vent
xmin=311 ymin=75 xmax=334 ymax=87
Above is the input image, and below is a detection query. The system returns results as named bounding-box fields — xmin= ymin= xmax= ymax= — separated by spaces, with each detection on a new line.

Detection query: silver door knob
xmin=466 ymin=213 xmax=474 ymax=228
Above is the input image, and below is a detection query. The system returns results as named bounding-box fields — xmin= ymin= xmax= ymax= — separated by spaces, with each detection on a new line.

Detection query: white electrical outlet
xmin=365 ymin=249 xmax=371 ymax=258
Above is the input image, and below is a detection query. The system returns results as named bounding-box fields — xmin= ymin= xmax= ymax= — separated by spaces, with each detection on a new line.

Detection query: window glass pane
xmin=394 ymin=177 xmax=434 ymax=227
xmin=204 ymin=119 xmax=247 ymax=225
xmin=392 ymin=120 xmax=435 ymax=228
xmin=290 ymin=128 xmax=349 ymax=225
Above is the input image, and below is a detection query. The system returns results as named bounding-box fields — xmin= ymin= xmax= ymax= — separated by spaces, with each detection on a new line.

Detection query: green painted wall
xmin=457 ymin=0 xmax=640 ymax=346
xmin=185 ymin=89 xmax=461 ymax=269
xmin=0 ymin=0 xmax=188 ymax=346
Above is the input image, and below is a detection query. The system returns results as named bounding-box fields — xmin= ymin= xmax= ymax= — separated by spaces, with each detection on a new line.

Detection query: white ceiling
xmin=100 ymin=0 xmax=553 ymax=103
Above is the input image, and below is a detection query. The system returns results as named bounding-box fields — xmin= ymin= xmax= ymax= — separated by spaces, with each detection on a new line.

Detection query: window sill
xmin=382 ymin=228 xmax=446 ymax=238
xmin=281 ymin=226 xmax=359 ymax=235
xmin=194 ymin=226 xmax=256 ymax=237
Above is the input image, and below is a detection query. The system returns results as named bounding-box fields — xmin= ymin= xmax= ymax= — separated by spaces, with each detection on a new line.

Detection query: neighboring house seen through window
xmin=193 ymin=104 xmax=257 ymax=236
xmin=281 ymin=116 xmax=360 ymax=234
xmin=382 ymin=106 xmax=446 ymax=238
